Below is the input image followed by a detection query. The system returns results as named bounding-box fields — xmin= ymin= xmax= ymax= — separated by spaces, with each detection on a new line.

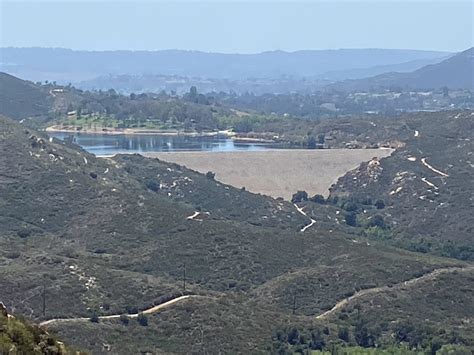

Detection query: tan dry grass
xmin=144 ymin=149 xmax=393 ymax=200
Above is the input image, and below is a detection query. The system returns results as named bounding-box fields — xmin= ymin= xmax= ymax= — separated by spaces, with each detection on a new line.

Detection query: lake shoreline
xmin=45 ymin=125 xmax=235 ymax=137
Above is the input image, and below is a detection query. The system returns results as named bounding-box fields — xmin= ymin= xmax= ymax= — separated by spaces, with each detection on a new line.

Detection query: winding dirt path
xmin=40 ymin=295 xmax=197 ymax=327
xmin=315 ymin=266 xmax=472 ymax=320
xmin=294 ymin=204 xmax=316 ymax=232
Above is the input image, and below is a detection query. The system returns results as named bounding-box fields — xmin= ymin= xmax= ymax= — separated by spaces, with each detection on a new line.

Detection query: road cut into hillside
xmin=39 ymin=295 xmax=200 ymax=327
xmin=144 ymin=149 xmax=393 ymax=200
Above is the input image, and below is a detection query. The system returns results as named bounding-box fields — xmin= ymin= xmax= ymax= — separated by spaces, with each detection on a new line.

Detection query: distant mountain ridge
xmin=318 ymin=56 xmax=451 ymax=81
xmin=327 ymin=47 xmax=474 ymax=91
xmin=0 ymin=47 xmax=449 ymax=85
xmin=74 ymin=55 xmax=449 ymax=94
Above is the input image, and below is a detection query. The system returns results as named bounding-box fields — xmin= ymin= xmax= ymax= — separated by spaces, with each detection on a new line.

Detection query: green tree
xmin=309 ymin=329 xmax=325 ymax=350
xmin=307 ymin=135 xmax=317 ymax=149
xmin=287 ymin=328 xmax=300 ymax=345
xmin=291 ymin=191 xmax=308 ymax=203
xmin=317 ymin=134 xmax=325 ymax=145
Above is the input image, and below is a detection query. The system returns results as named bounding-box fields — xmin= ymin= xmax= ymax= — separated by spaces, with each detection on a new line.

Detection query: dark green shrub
xmin=369 ymin=214 xmax=386 ymax=229
xmin=145 ymin=180 xmax=160 ymax=192
xmin=375 ymin=199 xmax=385 ymax=209
xmin=338 ymin=327 xmax=350 ymax=342
xmin=137 ymin=313 xmax=148 ymax=326
xmin=291 ymin=191 xmax=308 ymax=203
xmin=119 ymin=314 xmax=129 ymax=325
xmin=89 ymin=312 xmax=99 ymax=323
xmin=343 ymin=201 xmax=358 ymax=212
xmin=287 ymin=328 xmax=300 ymax=345
xmin=345 ymin=212 xmax=357 ymax=227
xmin=309 ymin=194 xmax=326 ymax=204
xmin=16 ymin=230 xmax=31 ymax=238
xmin=126 ymin=306 xmax=138 ymax=314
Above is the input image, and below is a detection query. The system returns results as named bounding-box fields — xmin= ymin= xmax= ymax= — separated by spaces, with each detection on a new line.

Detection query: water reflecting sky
xmin=49 ymin=132 xmax=274 ymax=156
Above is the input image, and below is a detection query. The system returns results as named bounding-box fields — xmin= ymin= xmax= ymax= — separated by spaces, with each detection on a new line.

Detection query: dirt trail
xmin=421 ymin=157 xmax=449 ymax=177
xmin=40 ymin=295 xmax=197 ymax=327
xmin=186 ymin=211 xmax=200 ymax=220
xmin=421 ymin=177 xmax=438 ymax=190
xmin=316 ymin=266 xmax=472 ymax=320
xmin=294 ymin=204 xmax=316 ymax=232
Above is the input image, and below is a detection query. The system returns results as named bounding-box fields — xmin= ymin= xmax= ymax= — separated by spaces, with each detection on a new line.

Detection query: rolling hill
xmin=0 ymin=72 xmax=52 ymax=120
xmin=327 ymin=47 xmax=474 ymax=91
xmin=330 ymin=111 xmax=474 ymax=259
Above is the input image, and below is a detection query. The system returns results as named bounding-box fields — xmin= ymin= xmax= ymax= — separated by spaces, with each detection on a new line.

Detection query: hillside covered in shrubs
xmin=1 ymin=114 xmax=473 ymax=353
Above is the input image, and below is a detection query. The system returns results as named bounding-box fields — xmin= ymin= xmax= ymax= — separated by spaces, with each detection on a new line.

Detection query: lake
xmin=48 ymin=132 xmax=276 ymax=156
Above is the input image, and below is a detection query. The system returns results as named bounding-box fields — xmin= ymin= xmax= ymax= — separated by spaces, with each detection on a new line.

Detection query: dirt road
xmin=316 ymin=266 xmax=471 ymax=320
xmin=40 ymin=295 xmax=196 ymax=327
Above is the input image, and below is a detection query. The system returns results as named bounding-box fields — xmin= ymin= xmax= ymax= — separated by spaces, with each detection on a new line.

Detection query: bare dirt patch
xmin=144 ymin=149 xmax=393 ymax=200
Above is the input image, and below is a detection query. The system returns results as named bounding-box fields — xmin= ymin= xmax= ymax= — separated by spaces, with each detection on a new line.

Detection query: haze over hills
xmin=0 ymin=47 xmax=449 ymax=87
xmin=327 ymin=47 xmax=474 ymax=92
xmin=74 ymin=56 xmax=451 ymax=94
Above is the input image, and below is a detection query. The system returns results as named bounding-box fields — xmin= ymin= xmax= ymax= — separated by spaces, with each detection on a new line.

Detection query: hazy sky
xmin=0 ymin=0 xmax=472 ymax=53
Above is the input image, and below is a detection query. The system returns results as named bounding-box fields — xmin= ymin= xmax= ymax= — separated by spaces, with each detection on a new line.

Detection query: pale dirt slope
xmin=144 ymin=149 xmax=393 ymax=200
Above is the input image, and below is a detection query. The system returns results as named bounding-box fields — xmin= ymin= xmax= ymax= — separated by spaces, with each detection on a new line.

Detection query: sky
xmin=0 ymin=0 xmax=472 ymax=53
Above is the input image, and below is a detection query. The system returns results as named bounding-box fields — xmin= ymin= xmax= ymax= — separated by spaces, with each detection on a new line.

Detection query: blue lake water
xmin=49 ymin=132 xmax=277 ymax=156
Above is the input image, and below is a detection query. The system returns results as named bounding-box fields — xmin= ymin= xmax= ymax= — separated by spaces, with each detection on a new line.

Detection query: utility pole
xmin=183 ymin=263 xmax=186 ymax=292
xmin=292 ymin=293 xmax=297 ymax=315
xmin=42 ymin=283 xmax=46 ymax=317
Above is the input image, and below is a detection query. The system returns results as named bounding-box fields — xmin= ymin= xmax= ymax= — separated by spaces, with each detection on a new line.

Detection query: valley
xmin=0 ymin=43 xmax=473 ymax=354
xmin=1 ymin=107 xmax=473 ymax=353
